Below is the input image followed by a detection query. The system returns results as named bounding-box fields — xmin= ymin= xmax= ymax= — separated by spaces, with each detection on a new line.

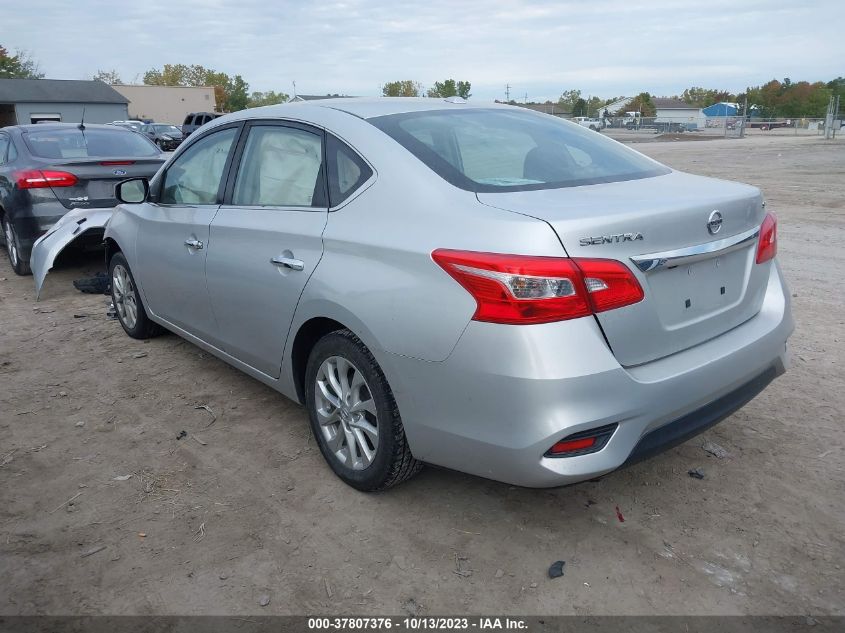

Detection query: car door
xmin=205 ymin=120 xmax=328 ymax=377
xmin=134 ymin=124 xmax=240 ymax=341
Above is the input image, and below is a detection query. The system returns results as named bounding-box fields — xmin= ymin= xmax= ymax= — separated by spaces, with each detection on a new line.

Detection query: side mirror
xmin=116 ymin=178 xmax=149 ymax=204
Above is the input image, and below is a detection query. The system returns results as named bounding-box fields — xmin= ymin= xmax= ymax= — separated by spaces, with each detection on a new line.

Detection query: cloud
xmin=6 ymin=0 xmax=842 ymax=102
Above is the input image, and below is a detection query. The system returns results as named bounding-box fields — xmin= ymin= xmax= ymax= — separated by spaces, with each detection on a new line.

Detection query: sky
xmin=6 ymin=0 xmax=843 ymax=103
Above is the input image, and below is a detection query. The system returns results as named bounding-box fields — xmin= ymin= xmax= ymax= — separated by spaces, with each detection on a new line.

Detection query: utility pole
xmin=505 ymin=84 xmax=511 ymax=102
xmin=292 ymin=80 xmax=297 ymax=99
xmin=825 ymin=95 xmax=835 ymax=140
xmin=524 ymin=92 xmax=528 ymax=104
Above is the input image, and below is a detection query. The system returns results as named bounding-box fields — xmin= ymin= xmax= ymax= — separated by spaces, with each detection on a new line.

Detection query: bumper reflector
xmin=546 ymin=423 xmax=618 ymax=458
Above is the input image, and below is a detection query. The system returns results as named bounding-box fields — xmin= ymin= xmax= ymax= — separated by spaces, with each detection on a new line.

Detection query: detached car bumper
xmin=30 ymin=207 xmax=114 ymax=298
xmin=383 ymin=261 xmax=793 ymax=487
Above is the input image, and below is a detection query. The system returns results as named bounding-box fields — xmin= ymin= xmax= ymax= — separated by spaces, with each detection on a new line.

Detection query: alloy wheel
xmin=314 ymin=356 xmax=379 ymax=470
xmin=112 ymin=264 xmax=138 ymax=329
xmin=4 ymin=219 xmax=18 ymax=267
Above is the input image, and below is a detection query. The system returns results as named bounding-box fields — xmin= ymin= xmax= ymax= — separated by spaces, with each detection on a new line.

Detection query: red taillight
xmin=575 ymin=258 xmax=646 ymax=313
xmin=756 ymin=212 xmax=777 ymax=264
xmin=431 ymin=249 xmax=644 ymax=325
xmin=549 ymin=436 xmax=596 ymax=454
xmin=16 ymin=169 xmax=78 ymax=189
xmin=99 ymin=160 xmax=135 ymax=166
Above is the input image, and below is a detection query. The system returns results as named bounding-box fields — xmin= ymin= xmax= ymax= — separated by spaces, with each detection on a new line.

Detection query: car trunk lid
xmin=37 ymin=157 xmax=165 ymax=209
xmin=477 ymin=170 xmax=771 ymax=366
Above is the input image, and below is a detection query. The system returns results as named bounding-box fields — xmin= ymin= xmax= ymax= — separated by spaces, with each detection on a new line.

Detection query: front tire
xmin=109 ymin=252 xmax=161 ymax=339
xmin=2 ymin=215 xmax=31 ymax=276
xmin=305 ymin=330 xmax=422 ymax=491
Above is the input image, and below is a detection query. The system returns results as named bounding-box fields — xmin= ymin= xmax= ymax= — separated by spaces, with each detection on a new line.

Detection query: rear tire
xmin=109 ymin=252 xmax=162 ymax=339
xmin=305 ymin=329 xmax=422 ymax=491
xmin=2 ymin=215 xmax=31 ymax=276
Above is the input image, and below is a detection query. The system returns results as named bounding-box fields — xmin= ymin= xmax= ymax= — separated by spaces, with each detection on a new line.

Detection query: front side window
xmin=327 ymin=134 xmax=372 ymax=207
xmin=160 ymin=127 xmax=237 ymax=204
xmin=232 ymin=125 xmax=324 ymax=207
xmin=368 ymin=108 xmax=669 ymax=192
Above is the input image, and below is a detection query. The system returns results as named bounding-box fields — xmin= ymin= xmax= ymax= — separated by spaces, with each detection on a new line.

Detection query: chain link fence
xmin=600 ymin=116 xmax=841 ymax=138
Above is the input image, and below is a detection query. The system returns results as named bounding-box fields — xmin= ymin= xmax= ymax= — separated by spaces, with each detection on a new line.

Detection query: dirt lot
xmin=1 ymin=135 xmax=843 ymax=616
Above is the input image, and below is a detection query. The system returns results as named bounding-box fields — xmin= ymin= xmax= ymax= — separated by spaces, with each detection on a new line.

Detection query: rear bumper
xmin=381 ymin=261 xmax=793 ymax=487
xmin=621 ymin=364 xmax=778 ymax=468
xmin=6 ymin=197 xmax=68 ymax=262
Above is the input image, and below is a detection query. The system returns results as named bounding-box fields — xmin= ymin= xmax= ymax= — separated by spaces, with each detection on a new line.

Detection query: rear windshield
xmin=24 ymin=128 xmax=160 ymax=159
xmin=369 ymin=108 xmax=669 ymax=192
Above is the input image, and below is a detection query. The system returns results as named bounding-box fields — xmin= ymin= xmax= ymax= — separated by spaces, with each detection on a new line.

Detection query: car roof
xmin=225 ymin=97 xmax=511 ymax=122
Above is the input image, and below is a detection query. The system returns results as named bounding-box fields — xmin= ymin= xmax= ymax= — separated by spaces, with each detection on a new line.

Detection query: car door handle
xmin=270 ymin=256 xmax=305 ymax=271
xmin=184 ymin=238 xmax=204 ymax=249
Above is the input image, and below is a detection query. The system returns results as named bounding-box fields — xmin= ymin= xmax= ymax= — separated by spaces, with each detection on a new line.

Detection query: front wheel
xmin=109 ymin=252 xmax=162 ymax=339
xmin=305 ymin=330 xmax=422 ymax=491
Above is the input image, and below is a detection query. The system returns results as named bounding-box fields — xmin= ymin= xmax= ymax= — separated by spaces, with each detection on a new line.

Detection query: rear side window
xmin=24 ymin=128 xmax=160 ymax=159
xmin=369 ymin=108 xmax=669 ymax=192
xmin=327 ymin=135 xmax=372 ymax=207
xmin=232 ymin=125 xmax=324 ymax=207
xmin=184 ymin=115 xmax=194 ymax=126
xmin=0 ymin=134 xmax=9 ymax=165
xmin=161 ymin=127 xmax=237 ymax=204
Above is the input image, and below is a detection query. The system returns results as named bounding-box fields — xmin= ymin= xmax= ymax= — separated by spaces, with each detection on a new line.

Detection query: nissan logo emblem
xmin=707 ymin=210 xmax=723 ymax=235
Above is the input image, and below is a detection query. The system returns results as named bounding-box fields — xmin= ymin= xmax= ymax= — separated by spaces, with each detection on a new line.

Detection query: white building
xmin=653 ymin=98 xmax=706 ymax=129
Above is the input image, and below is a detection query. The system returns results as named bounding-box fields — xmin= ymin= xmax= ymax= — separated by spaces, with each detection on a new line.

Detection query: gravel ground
xmin=0 ymin=134 xmax=842 ymax=616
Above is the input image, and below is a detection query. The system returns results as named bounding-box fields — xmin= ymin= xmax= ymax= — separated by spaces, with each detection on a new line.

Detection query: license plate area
xmin=646 ymin=245 xmax=753 ymax=329
xmin=87 ymin=180 xmax=118 ymax=200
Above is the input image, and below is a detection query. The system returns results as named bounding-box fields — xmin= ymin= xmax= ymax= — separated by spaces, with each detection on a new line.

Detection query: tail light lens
xmin=16 ymin=169 xmax=78 ymax=189
xmin=576 ymin=258 xmax=645 ymax=313
xmin=431 ymin=249 xmax=643 ymax=325
xmin=756 ymin=212 xmax=777 ymax=264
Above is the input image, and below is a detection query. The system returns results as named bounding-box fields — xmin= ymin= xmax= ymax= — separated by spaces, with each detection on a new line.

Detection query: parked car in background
xmin=141 ymin=123 xmax=185 ymax=151
xmin=105 ymin=99 xmax=792 ymax=491
xmin=0 ymin=123 xmax=165 ymax=275
xmin=181 ymin=112 xmax=223 ymax=137
xmin=572 ymin=116 xmax=605 ymax=131
xmin=109 ymin=120 xmax=144 ymax=132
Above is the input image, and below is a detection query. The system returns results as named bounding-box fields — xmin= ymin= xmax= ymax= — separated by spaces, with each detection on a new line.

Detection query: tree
xmin=427 ymin=79 xmax=471 ymax=99
xmin=382 ymin=80 xmax=423 ymax=97
xmin=620 ymin=92 xmax=656 ymax=117
xmin=0 ymin=45 xmax=44 ymax=79
xmin=247 ymin=90 xmax=290 ymax=107
xmin=143 ymin=64 xmax=251 ymax=111
xmin=93 ymin=69 xmax=122 ymax=84
xmin=225 ymin=74 xmax=249 ymax=111
xmin=586 ymin=96 xmax=604 ymax=117
xmin=571 ymin=98 xmax=587 ymax=117
xmin=557 ymin=89 xmax=582 ymax=113
xmin=679 ymin=86 xmax=736 ymax=108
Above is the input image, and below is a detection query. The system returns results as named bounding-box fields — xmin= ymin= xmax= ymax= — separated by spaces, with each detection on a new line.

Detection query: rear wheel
xmin=305 ymin=329 xmax=422 ymax=491
xmin=2 ymin=215 xmax=31 ymax=276
xmin=109 ymin=252 xmax=161 ymax=339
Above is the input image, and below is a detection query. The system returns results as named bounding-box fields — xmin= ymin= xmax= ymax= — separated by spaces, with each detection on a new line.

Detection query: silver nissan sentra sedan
xmin=104 ymin=98 xmax=793 ymax=491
